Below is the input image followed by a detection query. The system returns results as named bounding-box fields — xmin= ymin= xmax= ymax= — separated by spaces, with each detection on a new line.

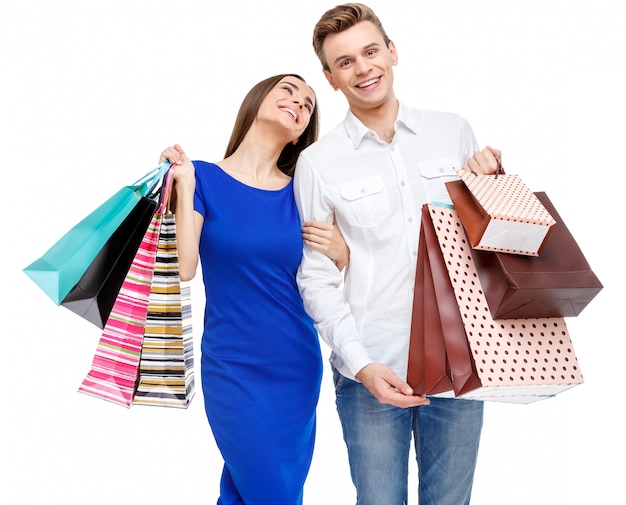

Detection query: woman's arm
xmin=159 ymin=144 xmax=202 ymax=281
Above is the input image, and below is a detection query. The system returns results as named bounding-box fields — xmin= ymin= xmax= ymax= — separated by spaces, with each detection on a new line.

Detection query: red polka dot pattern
xmin=457 ymin=169 xmax=556 ymax=226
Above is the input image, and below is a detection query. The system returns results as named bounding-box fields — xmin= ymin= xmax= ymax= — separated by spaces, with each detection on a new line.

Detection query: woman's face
xmin=257 ymin=76 xmax=316 ymax=142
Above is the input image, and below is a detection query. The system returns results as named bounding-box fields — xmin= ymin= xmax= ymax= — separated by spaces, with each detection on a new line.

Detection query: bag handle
xmin=468 ymin=158 xmax=503 ymax=178
xmin=157 ymin=166 xmax=176 ymax=214
xmin=132 ymin=161 xmax=172 ymax=197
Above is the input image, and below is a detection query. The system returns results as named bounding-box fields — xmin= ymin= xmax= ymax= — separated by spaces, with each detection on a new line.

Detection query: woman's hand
xmin=159 ymin=144 xmax=200 ymax=280
xmin=160 ymin=144 xmax=195 ymax=189
xmin=303 ymin=216 xmax=350 ymax=270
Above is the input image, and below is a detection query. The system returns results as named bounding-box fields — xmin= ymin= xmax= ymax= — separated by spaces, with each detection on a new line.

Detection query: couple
xmin=160 ymin=4 xmax=501 ymax=505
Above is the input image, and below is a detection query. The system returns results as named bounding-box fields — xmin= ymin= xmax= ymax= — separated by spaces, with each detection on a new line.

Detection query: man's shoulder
xmin=302 ymin=121 xmax=350 ymax=157
xmin=403 ymin=104 xmax=467 ymax=125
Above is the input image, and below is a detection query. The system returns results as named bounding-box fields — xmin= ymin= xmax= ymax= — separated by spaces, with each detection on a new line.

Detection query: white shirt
xmin=294 ymin=102 xmax=479 ymax=381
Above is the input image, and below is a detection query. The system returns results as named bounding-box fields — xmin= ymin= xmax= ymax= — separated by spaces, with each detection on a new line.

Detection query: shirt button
xmin=412 ymin=251 xmax=417 ymax=257
xmin=400 ymin=181 xmax=406 ymax=186
xmin=439 ymin=167 xmax=445 ymax=173
xmin=408 ymin=217 xmax=413 ymax=223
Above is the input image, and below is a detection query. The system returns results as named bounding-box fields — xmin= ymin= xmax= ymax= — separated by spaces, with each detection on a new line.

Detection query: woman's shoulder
xmin=192 ymin=160 xmax=222 ymax=180
xmin=192 ymin=160 xmax=219 ymax=170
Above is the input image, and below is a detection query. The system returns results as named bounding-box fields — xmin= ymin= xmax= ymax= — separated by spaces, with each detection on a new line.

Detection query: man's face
xmin=321 ymin=21 xmax=398 ymax=114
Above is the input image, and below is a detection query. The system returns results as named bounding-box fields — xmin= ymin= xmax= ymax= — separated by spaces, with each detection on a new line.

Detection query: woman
xmin=160 ymin=74 xmax=348 ymax=505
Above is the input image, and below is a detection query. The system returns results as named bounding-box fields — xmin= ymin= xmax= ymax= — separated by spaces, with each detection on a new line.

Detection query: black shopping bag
xmin=61 ymin=196 xmax=158 ymax=328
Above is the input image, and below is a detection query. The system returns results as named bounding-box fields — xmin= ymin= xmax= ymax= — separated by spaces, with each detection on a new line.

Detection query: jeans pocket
xmin=332 ymin=367 xmax=345 ymax=395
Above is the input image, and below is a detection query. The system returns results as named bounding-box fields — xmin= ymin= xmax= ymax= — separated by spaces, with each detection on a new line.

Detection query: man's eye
xmin=340 ymin=60 xmax=351 ymax=67
xmin=366 ymin=49 xmax=376 ymax=57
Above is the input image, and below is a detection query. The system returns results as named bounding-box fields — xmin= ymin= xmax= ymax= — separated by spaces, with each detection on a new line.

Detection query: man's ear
xmin=389 ymin=40 xmax=399 ymax=67
xmin=323 ymin=69 xmax=339 ymax=91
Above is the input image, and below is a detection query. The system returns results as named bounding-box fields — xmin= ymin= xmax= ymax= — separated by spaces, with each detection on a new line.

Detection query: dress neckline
xmin=211 ymin=162 xmax=292 ymax=193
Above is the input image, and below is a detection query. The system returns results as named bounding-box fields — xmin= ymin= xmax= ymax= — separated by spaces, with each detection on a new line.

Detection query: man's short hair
xmin=312 ymin=3 xmax=391 ymax=70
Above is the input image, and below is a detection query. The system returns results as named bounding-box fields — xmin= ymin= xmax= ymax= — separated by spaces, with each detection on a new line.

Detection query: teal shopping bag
xmin=23 ymin=162 xmax=171 ymax=305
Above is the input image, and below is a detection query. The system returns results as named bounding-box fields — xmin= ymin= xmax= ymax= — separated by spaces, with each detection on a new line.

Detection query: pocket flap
xmin=418 ymin=158 xmax=459 ymax=179
xmin=340 ymin=175 xmax=385 ymax=201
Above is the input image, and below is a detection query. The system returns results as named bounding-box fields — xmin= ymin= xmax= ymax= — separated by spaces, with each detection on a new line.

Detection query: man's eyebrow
xmin=332 ymin=42 xmax=380 ymax=65
xmin=284 ymin=81 xmax=314 ymax=106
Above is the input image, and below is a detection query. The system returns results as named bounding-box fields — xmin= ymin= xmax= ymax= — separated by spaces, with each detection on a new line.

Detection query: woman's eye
xmin=283 ymin=86 xmax=294 ymax=94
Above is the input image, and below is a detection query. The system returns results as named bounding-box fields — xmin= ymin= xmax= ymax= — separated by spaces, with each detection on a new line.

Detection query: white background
xmin=2 ymin=1 xmax=624 ymax=503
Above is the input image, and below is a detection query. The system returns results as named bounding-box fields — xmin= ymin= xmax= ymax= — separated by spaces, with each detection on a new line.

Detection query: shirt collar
xmin=344 ymin=101 xmax=419 ymax=149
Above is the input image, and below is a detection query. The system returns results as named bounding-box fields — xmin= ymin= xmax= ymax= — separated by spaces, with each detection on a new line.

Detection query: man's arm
xmin=293 ymin=155 xmax=372 ymax=376
xmin=294 ymin=156 xmax=428 ymax=408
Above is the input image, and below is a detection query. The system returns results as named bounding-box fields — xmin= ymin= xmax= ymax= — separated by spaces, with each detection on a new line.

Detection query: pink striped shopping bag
xmin=78 ymin=212 xmax=162 ymax=407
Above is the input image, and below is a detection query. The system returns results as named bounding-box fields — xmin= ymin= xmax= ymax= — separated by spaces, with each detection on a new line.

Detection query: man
xmin=294 ymin=4 xmax=500 ymax=505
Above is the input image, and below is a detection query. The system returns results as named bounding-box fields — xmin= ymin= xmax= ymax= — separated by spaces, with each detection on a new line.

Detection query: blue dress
xmin=192 ymin=161 xmax=323 ymax=505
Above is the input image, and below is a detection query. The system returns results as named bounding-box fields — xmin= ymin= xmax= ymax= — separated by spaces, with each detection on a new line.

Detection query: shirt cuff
xmin=341 ymin=340 xmax=374 ymax=379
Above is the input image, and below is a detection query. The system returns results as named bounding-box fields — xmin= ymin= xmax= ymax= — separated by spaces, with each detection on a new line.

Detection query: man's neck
xmin=351 ymin=98 xmax=399 ymax=144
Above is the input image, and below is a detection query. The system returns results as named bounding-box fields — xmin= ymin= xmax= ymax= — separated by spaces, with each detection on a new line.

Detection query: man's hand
xmin=463 ymin=146 xmax=502 ymax=175
xmin=355 ymin=363 xmax=430 ymax=408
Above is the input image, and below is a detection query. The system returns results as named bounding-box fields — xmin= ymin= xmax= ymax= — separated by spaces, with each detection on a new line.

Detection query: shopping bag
xmin=419 ymin=205 xmax=482 ymax=397
xmin=470 ymin=192 xmax=603 ymax=319
xmin=78 ymin=169 xmax=173 ymax=407
xmin=23 ymin=162 xmax=171 ymax=304
xmin=446 ymin=170 xmax=556 ymax=256
xmin=133 ymin=212 xmax=196 ymax=409
xmin=407 ymin=215 xmax=454 ymax=396
xmin=421 ymin=204 xmax=584 ymax=403
xmin=78 ymin=212 xmax=163 ymax=407
xmin=60 ymin=196 xmax=158 ymax=328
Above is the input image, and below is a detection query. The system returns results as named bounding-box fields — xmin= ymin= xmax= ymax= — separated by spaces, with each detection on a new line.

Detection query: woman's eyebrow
xmin=284 ymin=81 xmax=314 ymax=106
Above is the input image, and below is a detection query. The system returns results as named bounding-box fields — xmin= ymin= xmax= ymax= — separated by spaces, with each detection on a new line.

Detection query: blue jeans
xmin=333 ymin=369 xmax=484 ymax=505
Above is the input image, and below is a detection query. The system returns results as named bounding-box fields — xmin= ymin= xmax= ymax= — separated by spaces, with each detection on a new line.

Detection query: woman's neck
xmin=219 ymin=132 xmax=290 ymax=190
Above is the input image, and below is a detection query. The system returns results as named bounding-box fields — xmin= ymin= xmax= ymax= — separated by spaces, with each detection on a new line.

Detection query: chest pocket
xmin=418 ymin=158 xmax=461 ymax=206
xmin=339 ymin=175 xmax=391 ymax=228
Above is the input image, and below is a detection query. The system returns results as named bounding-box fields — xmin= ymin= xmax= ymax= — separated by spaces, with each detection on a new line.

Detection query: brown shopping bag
xmin=407 ymin=215 xmax=454 ymax=396
xmin=468 ymin=192 xmax=603 ymax=319
xmin=412 ymin=204 xmax=584 ymax=404
xmin=419 ymin=205 xmax=482 ymax=397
